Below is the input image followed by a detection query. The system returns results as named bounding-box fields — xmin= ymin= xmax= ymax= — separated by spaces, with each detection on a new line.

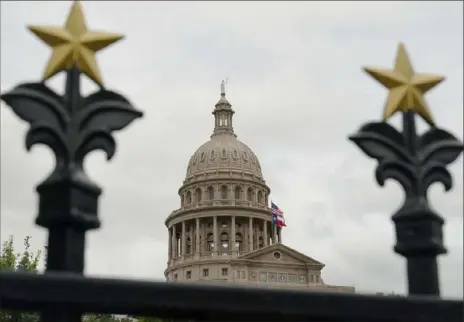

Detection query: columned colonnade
xmin=168 ymin=216 xmax=282 ymax=260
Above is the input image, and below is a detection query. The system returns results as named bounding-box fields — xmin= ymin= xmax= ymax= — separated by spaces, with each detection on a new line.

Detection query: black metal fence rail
xmin=1 ymin=271 xmax=462 ymax=322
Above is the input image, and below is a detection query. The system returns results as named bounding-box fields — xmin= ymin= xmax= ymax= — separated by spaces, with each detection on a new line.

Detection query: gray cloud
xmin=1 ymin=1 xmax=462 ymax=298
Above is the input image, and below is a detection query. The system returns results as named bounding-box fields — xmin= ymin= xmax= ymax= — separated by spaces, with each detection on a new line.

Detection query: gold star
xmin=28 ymin=1 xmax=123 ymax=87
xmin=363 ymin=43 xmax=444 ymax=126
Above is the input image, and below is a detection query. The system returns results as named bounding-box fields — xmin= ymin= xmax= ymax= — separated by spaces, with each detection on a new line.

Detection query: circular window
xmin=251 ymin=154 xmax=256 ymax=164
xmin=243 ymin=151 xmax=249 ymax=161
xmin=209 ymin=149 xmax=216 ymax=160
xmin=200 ymin=152 xmax=206 ymax=162
xmin=232 ymin=149 xmax=239 ymax=160
xmin=192 ymin=154 xmax=197 ymax=165
xmin=273 ymin=252 xmax=281 ymax=260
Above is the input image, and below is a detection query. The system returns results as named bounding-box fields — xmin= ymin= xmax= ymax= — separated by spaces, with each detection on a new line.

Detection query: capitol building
xmin=164 ymin=84 xmax=355 ymax=293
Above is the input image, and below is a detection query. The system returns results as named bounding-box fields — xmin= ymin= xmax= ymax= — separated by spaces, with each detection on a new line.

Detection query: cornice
xmin=165 ymin=257 xmax=320 ymax=275
xmin=165 ymin=203 xmax=272 ymax=227
xmin=165 ymin=257 xmax=234 ymax=274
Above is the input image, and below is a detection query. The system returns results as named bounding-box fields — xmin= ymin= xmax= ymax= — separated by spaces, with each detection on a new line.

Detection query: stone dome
xmin=185 ymin=82 xmax=263 ymax=180
xmin=186 ymin=134 xmax=263 ymax=178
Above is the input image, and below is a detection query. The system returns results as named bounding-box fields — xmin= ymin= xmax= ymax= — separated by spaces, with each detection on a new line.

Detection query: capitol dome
xmin=185 ymin=85 xmax=263 ymax=180
xmin=186 ymin=134 xmax=263 ymax=179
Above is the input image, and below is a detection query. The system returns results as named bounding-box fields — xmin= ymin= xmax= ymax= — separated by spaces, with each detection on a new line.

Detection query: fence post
xmin=349 ymin=43 xmax=463 ymax=296
xmin=0 ymin=2 xmax=143 ymax=321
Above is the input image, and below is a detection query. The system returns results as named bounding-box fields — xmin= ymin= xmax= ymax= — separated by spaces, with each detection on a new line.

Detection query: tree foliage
xmin=0 ymin=235 xmax=42 ymax=322
xmin=376 ymin=291 xmax=401 ymax=296
xmin=1 ymin=235 xmax=167 ymax=322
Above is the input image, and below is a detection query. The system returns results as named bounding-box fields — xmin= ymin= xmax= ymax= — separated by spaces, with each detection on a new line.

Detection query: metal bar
xmin=1 ymin=272 xmax=462 ymax=322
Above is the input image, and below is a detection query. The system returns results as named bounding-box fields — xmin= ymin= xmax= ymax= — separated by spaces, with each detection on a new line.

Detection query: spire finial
xmin=221 ymin=78 xmax=228 ymax=96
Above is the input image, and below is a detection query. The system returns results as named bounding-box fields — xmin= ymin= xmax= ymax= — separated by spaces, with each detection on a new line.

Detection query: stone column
xmin=195 ymin=217 xmax=200 ymax=258
xmin=231 ymin=216 xmax=236 ymax=255
xmin=172 ymin=224 xmax=177 ymax=258
xmin=277 ymin=226 xmax=282 ymax=243
xmin=213 ymin=216 xmax=218 ymax=255
xmin=168 ymin=227 xmax=172 ymax=262
xmin=181 ymin=221 xmax=186 ymax=257
xmin=263 ymin=219 xmax=268 ymax=246
xmin=272 ymin=223 xmax=277 ymax=244
xmin=248 ymin=217 xmax=253 ymax=252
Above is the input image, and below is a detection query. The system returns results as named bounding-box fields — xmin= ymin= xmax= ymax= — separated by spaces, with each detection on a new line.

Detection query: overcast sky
xmin=1 ymin=1 xmax=462 ymax=298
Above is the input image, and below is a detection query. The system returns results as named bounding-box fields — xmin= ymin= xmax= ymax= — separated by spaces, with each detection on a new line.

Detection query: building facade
xmin=164 ymin=84 xmax=354 ymax=293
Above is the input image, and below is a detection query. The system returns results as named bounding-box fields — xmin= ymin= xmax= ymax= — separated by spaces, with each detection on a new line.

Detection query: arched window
xmin=207 ymin=186 xmax=214 ymax=200
xmin=181 ymin=196 xmax=184 ymax=207
xmin=221 ymin=221 xmax=228 ymax=228
xmin=195 ymin=188 xmax=202 ymax=203
xmin=235 ymin=233 xmax=243 ymax=251
xmin=221 ymin=232 xmax=229 ymax=252
xmin=234 ymin=186 xmax=241 ymax=200
xmin=186 ymin=191 xmax=192 ymax=205
xmin=186 ymin=237 xmax=192 ymax=254
xmin=221 ymin=185 xmax=228 ymax=199
xmin=207 ymin=233 xmax=214 ymax=251
xmin=247 ymin=188 xmax=253 ymax=202
xmin=258 ymin=237 xmax=264 ymax=249
xmin=257 ymin=191 xmax=263 ymax=204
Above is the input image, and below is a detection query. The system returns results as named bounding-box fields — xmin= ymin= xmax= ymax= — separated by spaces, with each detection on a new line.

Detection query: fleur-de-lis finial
xmin=349 ymin=42 xmax=463 ymax=296
xmin=0 ymin=0 xmax=143 ymax=285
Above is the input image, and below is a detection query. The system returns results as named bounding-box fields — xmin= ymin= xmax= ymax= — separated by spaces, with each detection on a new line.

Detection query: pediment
xmin=237 ymin=243 xmax=325 ymax=268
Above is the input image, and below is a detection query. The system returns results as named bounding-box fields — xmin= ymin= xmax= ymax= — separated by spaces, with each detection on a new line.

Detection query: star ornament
xmin=363 ymin=43 xmax=445 ymax=126
xmin=28 ymin=1 xmax=123 ymax=87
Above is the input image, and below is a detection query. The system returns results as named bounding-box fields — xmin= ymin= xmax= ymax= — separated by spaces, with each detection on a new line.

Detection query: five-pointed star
xmin=28 ymin=1 xmax=123 ymax=87
xmin=363 ymin=42 xmax=445 ymax=126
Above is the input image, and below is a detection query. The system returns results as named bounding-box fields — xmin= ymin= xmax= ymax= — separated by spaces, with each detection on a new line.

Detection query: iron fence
xmin=0 ymin=2 xmax=463 ymax=322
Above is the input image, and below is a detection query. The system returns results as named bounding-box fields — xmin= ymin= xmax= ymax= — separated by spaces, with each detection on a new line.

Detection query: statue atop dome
xmin=221 ymin=78 xmax=228 ymax=96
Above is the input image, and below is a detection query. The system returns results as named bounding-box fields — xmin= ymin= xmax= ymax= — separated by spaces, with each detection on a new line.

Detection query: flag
xmin=271 ymin=202 xmax=286 ymax=227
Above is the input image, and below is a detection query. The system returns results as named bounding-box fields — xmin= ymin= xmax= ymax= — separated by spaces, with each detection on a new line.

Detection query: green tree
xmin=376 ymin=291 xmax=401 ymax=296
xmin=0 ymin=235 xmax=42 ymax=322
xmin=130 ymin=317 xmax=165 ymax=322
xmin=1 ymin=235 xmax=168 ymax=322
xmin=83 ymin=314 xmax=133 ymax=322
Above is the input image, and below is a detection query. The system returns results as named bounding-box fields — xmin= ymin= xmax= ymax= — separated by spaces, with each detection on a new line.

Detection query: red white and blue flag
xmin=271 ymin=202 xmax=286 ymax=227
